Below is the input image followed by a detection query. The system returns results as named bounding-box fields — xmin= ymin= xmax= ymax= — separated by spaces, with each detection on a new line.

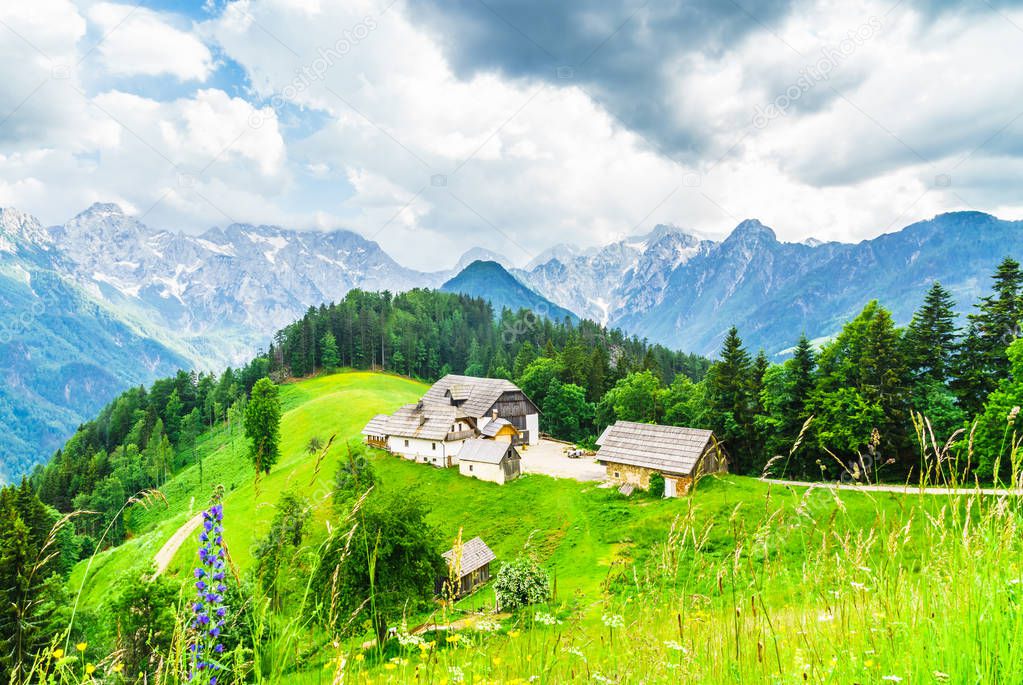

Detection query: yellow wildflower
xmin=52 ymin=649 xmax=64 ymax=659
xmin=76 ymin=642 xmax=87 ymax=652
xmin=355 ymin=653 xmax=365 ymax=662
xmin=113 ymin=663 xmax=124 ymax=673
xmin=446 ymin=634 xmax=461 ymax=643
xmin=493 ymin=656 xmax=502 ymax=665
xmin=85 ymin=663 xmax=96 ymax=675
xmin=384 ymin=663 xmax=397 ymax=671
xmin=508 ymin=630 xmax=521 ymax=639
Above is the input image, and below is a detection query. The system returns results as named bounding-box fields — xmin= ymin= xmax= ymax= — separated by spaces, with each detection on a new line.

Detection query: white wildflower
xmin=882 ymin=676 xmax=902 ymax=683
xmin=601 ymin=613 xmax=625 ymax=629
xmin=474 ymin=617 xmax=502 ymax=632
xmin=664 ymin=640 xmax=687 ymax=653
xmin=534 ymin=612 xmax=561 ymax=626
xmin=817 ymin=612 xmax=834 ymax=623
xmin=448 ymin=666 xmax=465 ymax=683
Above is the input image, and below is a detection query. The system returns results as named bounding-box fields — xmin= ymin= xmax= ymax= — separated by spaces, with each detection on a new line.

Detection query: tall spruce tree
xmin=707 ymin=327 xmax=755 ymax=473
xmin=954 ymin=258 xmax=1023 ymax=415
xmin=245 ymin=378 xmax=282 ymax=474
xmin=904 ymin=282 xmax=958 ymax=384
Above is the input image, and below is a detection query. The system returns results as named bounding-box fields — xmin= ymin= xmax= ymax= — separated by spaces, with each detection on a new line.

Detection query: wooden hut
xmin=361 ymin=414 xmax=389 ymax=448
xmin=440 ymin=536 xmax=496 ymax=597
xmin=596 ymin=421 xmax=727 ymax=496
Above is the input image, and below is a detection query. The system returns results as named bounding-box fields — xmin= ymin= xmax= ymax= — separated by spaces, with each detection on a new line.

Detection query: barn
xmin=457 ymin=438 xmax=521 ymax=484
xmin=422 ymin=375 xmax=540 ymax=446
xmin=439 ymin=536 xmax=497 ymax=598
xmin=596 ymin=421 xmax=727 ymax=496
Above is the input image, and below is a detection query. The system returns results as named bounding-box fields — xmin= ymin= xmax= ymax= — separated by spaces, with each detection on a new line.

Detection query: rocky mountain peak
xmin=726 ymin=219 xmax=777 ymax=244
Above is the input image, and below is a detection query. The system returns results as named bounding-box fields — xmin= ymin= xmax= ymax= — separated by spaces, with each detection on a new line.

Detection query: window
xmin=432 ymin=442 xmax=436 ymax=450
xmin=452 ymin=424 xmax=456 ymax=431
xmin=404 ymin=439 xmax=409 ymax=447
xmin=613 ymin=471 xmax=620 ymax=478
xmin=469 ymin=465 xmax=474 ymax=472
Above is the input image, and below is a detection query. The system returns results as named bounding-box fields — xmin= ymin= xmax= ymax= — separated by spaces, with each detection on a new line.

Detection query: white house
xmin=421 ymin=375 xmax=541 ymax=446
xmin=457 ymin=438 xmax=521 ymax=484
xmin=376 ymin=401 xmax=475 ymax=467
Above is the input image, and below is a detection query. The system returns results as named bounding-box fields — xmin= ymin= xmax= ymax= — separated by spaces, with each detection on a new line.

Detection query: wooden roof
xmin=381 ymin=402 xmax=458 ymax=441
xmin=443 ymin=536 xmax=496 ymax=576
xmin=480 ymin=418 xmax=516 ymax=437
xmin=424 ymin=374 xmax=528 ymax=418
xmin=361 ymin=414 xmax=390 ymax=437
xmin=596 ymin=421 xmax=715 ymax=476
xmin=457 ymin=438 xmax=518 ymax=464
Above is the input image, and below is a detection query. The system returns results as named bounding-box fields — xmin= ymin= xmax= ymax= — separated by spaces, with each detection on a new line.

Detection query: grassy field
xmin=64 ymin=371 xmax=1023 ymax=684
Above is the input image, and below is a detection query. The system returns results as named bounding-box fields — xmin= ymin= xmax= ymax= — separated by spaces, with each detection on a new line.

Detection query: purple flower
xmin=189 ymin=495 xmax=229 ymax=685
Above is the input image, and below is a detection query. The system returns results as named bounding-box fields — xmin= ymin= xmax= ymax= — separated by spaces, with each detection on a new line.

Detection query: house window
xmin=469 ymin=465 xmax=474 ymax=472
xmin=432 ymin=442 xmax=436 ymax=450
xmin=613 ymin=471 xmax=620 ymax=478
xmin=452 ymin=424 xmax=456 ymax=431
xmin=404 ymin=439 xmax=409 ymax=447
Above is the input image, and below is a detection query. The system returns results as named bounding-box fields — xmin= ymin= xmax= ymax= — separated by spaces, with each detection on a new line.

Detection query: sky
xmin=1 ymin=0 xmax=1022 ymax=271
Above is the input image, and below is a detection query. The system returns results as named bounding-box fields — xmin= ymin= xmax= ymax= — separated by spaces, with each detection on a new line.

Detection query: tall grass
xmin=18 ymin=416 xmax=1023 ymax=684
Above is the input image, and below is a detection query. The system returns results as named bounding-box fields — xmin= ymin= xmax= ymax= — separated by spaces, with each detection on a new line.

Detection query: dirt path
xmin=761 ymin=477 xmax=1021 ymax=496
xmin=152 ymin=513 xmax=202 ymax=578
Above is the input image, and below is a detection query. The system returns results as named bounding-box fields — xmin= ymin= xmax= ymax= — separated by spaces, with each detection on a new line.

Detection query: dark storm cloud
xmin=406 ymin=0 xmax=798 ymax=159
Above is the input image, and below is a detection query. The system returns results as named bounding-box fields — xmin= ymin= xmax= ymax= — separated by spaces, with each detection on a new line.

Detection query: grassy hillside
xmin=65 ymin=371 xmax=1022 ymax=684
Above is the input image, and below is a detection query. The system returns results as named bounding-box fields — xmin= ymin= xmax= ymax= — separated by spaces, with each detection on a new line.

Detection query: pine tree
xmin=904 ymin=282 xmax=958 ymax=384
xmin=245 ymin=378 xmax=282 ymax=474
xmin=954 ymin=258 xmax=1023 ymax=414
xmin=320 ymin=332 xmax=340 ymax=371
xmin=706 ymin=327 xmax=754 ymax=473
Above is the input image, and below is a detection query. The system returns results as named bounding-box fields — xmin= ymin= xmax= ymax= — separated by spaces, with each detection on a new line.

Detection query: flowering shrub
xmin=492 ymin=556 xmax=550 ymax=611
xmin=190 ymin=497 xmax=228 ymax=684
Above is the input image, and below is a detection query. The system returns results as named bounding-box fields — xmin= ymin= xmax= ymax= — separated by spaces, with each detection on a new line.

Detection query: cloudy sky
xmin=1 ymin=0 xmax=1021 ymax=270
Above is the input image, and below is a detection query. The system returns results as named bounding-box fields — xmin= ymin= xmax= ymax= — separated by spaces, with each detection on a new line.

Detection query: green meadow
xmin=65 ymin=371 xmax=1023 ymax=684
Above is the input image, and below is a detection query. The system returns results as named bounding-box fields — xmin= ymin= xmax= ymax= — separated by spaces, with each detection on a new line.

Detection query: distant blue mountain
xmin=610 ymin=212 xmax=1023 ymax=356
xmin=441 ymin=260 xmax=578 ymax=323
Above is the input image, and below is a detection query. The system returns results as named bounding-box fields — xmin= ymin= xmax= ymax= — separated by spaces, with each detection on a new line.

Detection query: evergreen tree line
xmin=584 ymin=257 xmax=1023 ymax=481
xmin=268 ymin=288 xmax=711 ymax=392
xmin=31 ymin=357 xmax=271 ymax=548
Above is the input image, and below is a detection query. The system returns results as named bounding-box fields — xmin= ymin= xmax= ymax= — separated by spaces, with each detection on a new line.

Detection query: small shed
xmin=361 ymin=414 xmax=389 ymax=448
xmin=457 ymin=438 xmax=521 ymax=484
xmin=440 ymin=536 xmax=496 ymax=597
xmin=596 ymin=421 xmax=727 ymax=497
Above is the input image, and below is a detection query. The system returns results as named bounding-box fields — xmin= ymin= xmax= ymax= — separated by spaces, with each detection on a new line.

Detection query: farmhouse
xmin=375 ymin=400 xmax=476 ymax=467
xmin=361 ymin=414 xmax=389 ymax=449
xmin=422 ymin=375 xmax=540 ymax=446
xmin=596 ymin=421 xmax=727 ymax=497
xmin=457 ymin=438 xmax=521 ymax=484
xmin=439 ymin=536 xmax=496 ymax=598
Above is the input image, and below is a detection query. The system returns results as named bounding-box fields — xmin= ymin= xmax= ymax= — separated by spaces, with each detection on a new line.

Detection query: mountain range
xmin=2 ymin=203 xmax=1021 ymax=478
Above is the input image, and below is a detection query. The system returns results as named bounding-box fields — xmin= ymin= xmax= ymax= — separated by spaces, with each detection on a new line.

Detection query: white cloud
xmin=0 ymin=0 xmax=1020 ymax=271
xmin=86 ymin=2 xmax=214 ymax=81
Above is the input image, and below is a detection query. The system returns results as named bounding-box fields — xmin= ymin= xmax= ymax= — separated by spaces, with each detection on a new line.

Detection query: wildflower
xmin=76 ymin=642 xmax=87 ymax=652
xmin=449 ymin=666 xmax=465 ymax=683
xmin=664 ymin=640 xmax=687 ymax=653
xmin=113 ymin=663 xmax=124 ymax=673
xmin=85 ymin=664 xmax=96 ymax=675
xmin=446 ymin=634 xmax=461 ymax=643
xmin=508 ymin=630 xmax=521 ymax=639
xmin=384 ymin=663 xmax=397 ymax=671
xmin=817 ymin=612 xmax=834 ymax=623
xmin=355 ymin=654 xmax=365 ymax=662
xmin=882 ymin=677 xmax=902 ymax=683
xmin=493 ymin=656 xmax=502 ymax=666
xmin=601 ymin=613 xmax=625 ymax=629
xmin=52 ymin=648 xmax=64 ymax=659
xmin=189 ymin=496 xmax=229 ymax=685
xmin=534 ymin=612 xmax=560 ymax=626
